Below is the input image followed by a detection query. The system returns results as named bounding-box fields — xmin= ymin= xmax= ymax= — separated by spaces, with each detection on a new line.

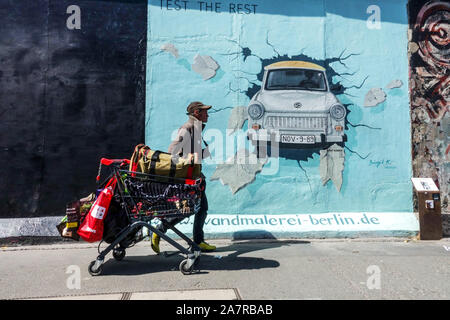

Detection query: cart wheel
xmin=179 ymin=259 xmax=194 ymax=275
xmin=113 ymin=248 xmax=126 ymax=261
xmin=88 ymin=261 xmax=103 ymax=276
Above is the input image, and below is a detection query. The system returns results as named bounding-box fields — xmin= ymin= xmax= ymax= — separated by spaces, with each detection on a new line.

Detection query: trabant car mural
xmin=247 ymin=61 xmax=347 ymax=153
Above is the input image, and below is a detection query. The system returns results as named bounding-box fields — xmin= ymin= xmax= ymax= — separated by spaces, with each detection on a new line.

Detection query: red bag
xmin=77 ymin=177 xmax=117 ymax=242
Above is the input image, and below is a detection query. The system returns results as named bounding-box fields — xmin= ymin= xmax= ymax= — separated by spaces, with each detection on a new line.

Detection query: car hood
xmin=253 ymin=90 xmax=339 ymax=113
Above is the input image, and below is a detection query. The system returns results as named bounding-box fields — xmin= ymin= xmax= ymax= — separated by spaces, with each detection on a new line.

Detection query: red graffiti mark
xmin=430 ymin=74 xmax=449 ymax=118
xmin=446 ymin=144 xmax=450 ymax=156
xmin=413 ymin=2 xmax=449 ymax=122
xmin=416 ymin=2 xmax=450 ymax=68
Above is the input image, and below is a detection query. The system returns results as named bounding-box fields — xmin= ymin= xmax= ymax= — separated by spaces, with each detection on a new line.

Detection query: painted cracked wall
xmin=146 ymin=0 xmax=413 ymax=215
xmin=408 ymin=0 xmax=449 ymax=214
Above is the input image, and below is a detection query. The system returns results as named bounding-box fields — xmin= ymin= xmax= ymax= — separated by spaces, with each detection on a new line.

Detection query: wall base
xmin=0 ymin=212 xmax=425 ymax=240
xmin=168 ymin=212 xmax=421 ymax=240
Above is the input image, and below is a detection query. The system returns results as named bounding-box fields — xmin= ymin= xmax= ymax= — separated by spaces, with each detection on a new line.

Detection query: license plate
xmin=281 ymin=135 xmax=315 ymax=144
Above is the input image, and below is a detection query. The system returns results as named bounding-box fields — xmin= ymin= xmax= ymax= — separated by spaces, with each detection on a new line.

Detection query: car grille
xmin=265 ymin=116 xmax=328 ymax=130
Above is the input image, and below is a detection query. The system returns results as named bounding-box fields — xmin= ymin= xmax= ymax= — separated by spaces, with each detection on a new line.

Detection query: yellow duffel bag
xmin=129 ymin=144 xmax=201 ymax=179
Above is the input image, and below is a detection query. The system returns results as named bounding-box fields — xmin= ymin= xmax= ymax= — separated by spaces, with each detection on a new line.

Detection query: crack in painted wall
xmin=364 ymin=88 xmax=387 ymax=107
xmin=192 ymin=54 xmax=220 ymax=80
xmin=210 ymin=149 xmax=267 ymax=194
xmin=227 ymin=106 xmax=247 ymax=135
xmin=319 ymin=144 xmax=345 ymax=192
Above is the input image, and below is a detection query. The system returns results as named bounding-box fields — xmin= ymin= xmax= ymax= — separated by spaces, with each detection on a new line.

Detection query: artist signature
xmin=369 ymin=159 xmax=396 ymax=169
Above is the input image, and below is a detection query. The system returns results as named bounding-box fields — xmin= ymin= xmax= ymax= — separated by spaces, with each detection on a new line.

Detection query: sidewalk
xmin=1 ymin=236 xmax=450 ymax=300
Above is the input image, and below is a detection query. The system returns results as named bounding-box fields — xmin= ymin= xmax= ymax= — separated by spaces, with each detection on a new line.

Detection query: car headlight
xmin=330 ymin=104 xmax=346 ymax=120
xmin=248 ymin=104 xmax=264 ymax=120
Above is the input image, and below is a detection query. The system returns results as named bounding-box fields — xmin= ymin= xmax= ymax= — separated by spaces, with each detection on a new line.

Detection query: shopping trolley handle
xmin=96 ymin=158 xmax=130 ymax=181
xmin=185 ymin=177 xmax=203 ymax=188
xmin=100 ymin=158 xmax=130 ymax=166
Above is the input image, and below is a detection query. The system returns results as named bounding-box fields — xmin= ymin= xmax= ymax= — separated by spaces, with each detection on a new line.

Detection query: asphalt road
xmin=1 ymin=237 xmax=450 ymax=300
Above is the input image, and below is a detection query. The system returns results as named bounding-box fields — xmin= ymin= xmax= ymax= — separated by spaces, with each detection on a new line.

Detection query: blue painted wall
xmin=146 ymin=0 xmax=413 ymax=216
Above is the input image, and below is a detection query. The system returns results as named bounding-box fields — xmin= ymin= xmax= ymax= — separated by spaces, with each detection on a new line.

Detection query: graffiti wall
xmin=408 ymin=0 xmax=449 ymax=214
xmin=0 ymin=0 xmax=147 ymax=218
xmin=146 ymin=0 xmax=416 ymax=227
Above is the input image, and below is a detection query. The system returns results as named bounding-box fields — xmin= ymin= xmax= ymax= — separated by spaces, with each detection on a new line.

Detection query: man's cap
xmin=187 ymin=101 xmax=212 ymax=114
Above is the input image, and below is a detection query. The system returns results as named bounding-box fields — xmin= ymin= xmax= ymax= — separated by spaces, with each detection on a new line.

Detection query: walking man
xmin=151 ymin=101 xmax=216 ymax=253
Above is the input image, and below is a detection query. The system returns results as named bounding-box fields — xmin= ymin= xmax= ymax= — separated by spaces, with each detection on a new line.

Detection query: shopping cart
xmin=87 ymin=158 xmax=202 ymax=276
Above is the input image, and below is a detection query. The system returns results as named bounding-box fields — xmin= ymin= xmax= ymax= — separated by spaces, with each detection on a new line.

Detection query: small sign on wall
xmin=411 ymin=177 xmax=439 ymax=192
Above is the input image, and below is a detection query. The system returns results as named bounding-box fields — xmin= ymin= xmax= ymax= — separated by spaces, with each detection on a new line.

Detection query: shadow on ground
xmin=99 ymin=239 xmax=310 ymax=276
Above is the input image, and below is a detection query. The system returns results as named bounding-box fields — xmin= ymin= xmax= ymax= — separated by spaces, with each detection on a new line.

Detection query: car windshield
xmin=265 ymin=69 xmax=327 ymax=91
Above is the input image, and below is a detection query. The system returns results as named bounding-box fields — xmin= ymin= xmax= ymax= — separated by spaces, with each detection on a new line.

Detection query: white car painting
xmin=247 ymin=61 xmax=347 ymax=153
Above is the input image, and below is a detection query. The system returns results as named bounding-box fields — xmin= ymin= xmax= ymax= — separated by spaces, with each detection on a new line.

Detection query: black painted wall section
xmin=0 ymin=0 xmax=147 ymax=218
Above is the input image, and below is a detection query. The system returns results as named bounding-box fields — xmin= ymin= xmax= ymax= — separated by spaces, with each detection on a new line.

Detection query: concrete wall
xmin=0 ymin=0 xmax=147 ymax=218
xmin=146 ymin=0 xmax=416 ymax=231
xmin=2 ymin=0 xmax=448 ymax=238
xmin=408 ymin=0 xmax=449 ymax=214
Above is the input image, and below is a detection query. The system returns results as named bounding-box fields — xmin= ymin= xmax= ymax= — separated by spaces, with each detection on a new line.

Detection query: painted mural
xmin=408 ymin=0 xmax=449 ymax=213
xmin=1 ymin=0 xmax=446 ymax=241
xmin=146 ymin=0 xmax=413 ymax=215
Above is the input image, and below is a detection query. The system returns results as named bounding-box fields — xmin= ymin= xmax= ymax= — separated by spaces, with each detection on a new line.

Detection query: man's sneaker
xmin=197 ymin=241 xmax=216 ymax=252
xmin=151 ymin=232 xmax=160 ymax=254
